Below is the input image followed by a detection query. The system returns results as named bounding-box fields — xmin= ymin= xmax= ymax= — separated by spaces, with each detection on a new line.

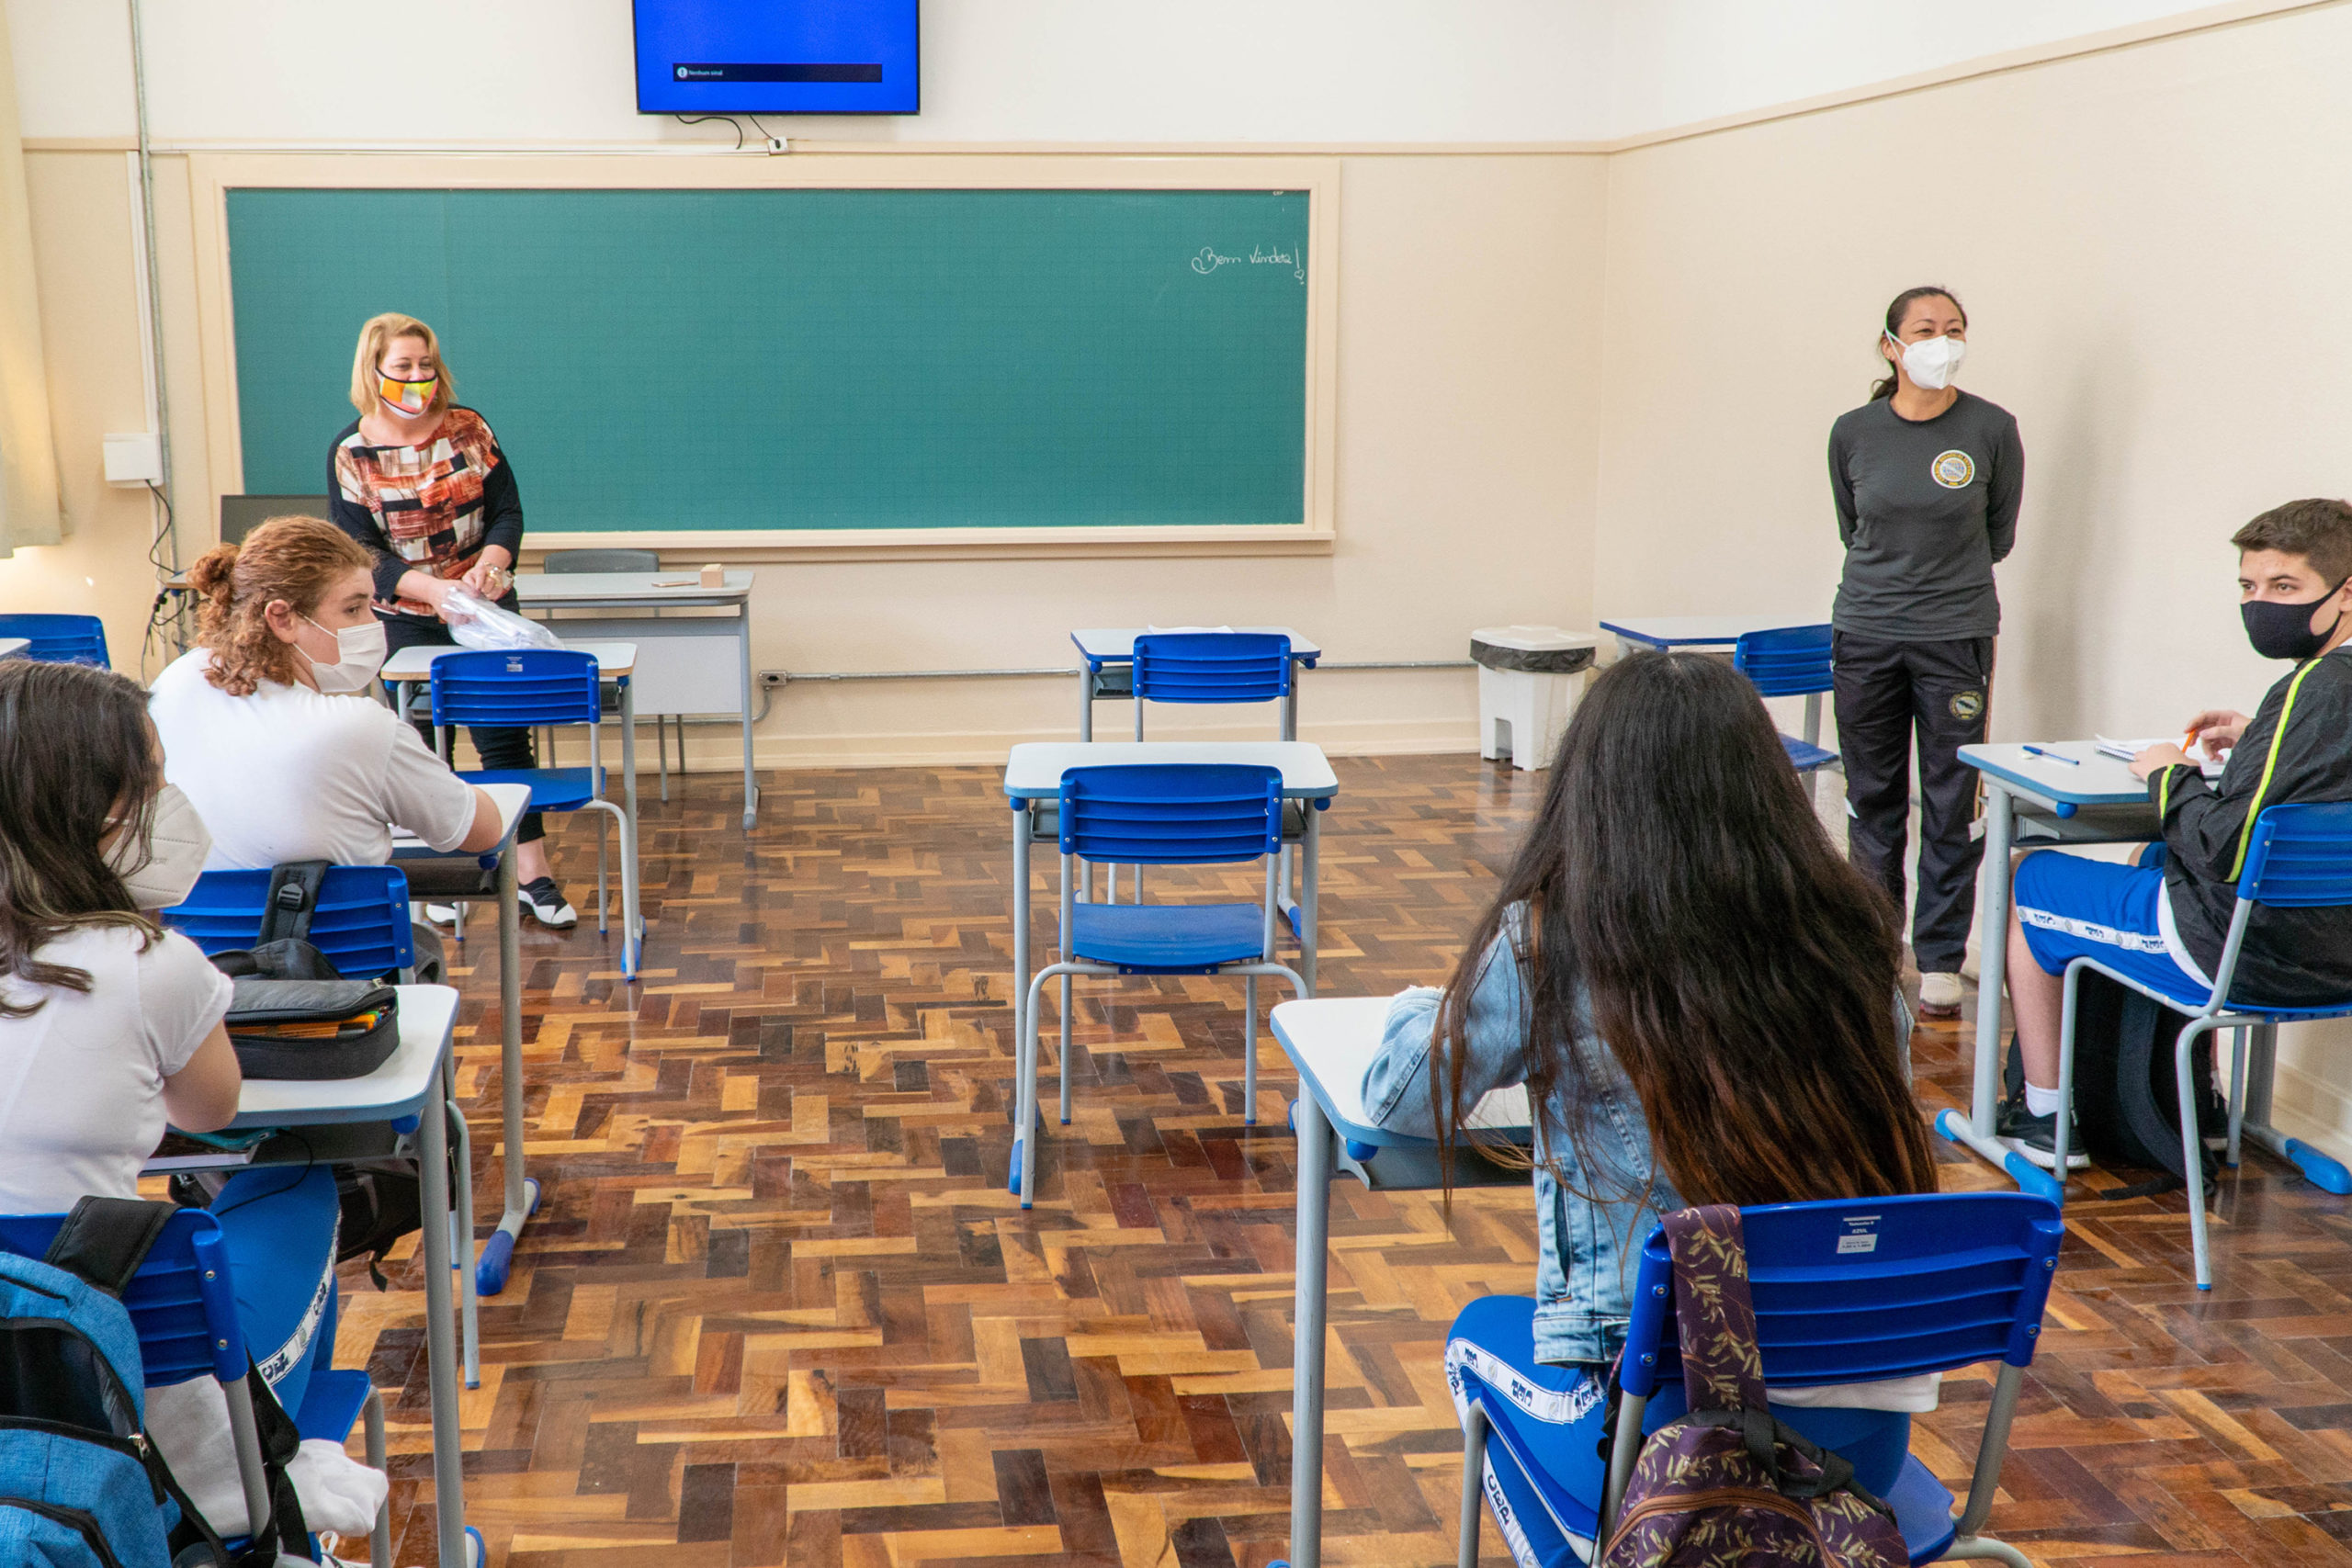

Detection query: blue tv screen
xmin=635 ymin=1 xmax=919 ymax=115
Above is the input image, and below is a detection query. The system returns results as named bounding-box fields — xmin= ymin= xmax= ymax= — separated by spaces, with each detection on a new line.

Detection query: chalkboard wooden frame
xmin=188 ymin=152 xmax=1339 ymax=559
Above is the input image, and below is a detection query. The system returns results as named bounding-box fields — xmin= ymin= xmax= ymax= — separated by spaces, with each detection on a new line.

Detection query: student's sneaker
xmin=1917 ymin=972 xmax=1965 ymax=1018
xmin=1996 ymin=1093 xmax=2091 ymax=1170
xmin=424 ymin=902 xmax=461 ymax=927
xmin=518 ymin=876 xmax=578 ymax=929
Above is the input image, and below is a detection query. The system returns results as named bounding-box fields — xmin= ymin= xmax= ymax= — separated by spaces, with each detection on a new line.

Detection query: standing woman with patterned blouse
xmin=327 ymin=312 xmax=576 ymax=928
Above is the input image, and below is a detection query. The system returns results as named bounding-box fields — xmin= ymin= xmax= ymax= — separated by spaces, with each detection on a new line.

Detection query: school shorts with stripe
xmin=2013 ymin=848 xmax=2211 ymax=1000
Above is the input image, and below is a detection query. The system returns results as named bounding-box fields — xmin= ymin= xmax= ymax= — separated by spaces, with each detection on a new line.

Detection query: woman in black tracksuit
xmin=1828 ymin=285 xmax=2023 ymax=1018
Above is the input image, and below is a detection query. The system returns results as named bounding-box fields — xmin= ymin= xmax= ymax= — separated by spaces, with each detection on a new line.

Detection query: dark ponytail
xmin=1870 ymin=285 xmax=1967 ymax=400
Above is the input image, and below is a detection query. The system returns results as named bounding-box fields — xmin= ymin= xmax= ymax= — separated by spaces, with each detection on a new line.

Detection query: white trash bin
xmin=1471 ymin=626 xmax=1599 ymax=771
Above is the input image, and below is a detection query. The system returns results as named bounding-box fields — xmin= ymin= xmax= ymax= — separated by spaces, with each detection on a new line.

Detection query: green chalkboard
xmin=226 ymin=186 xmax=1311 ymax=534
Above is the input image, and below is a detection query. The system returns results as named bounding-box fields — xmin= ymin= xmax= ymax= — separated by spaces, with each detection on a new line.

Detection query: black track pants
xmin=1830 ymin=632 xmax=1993 ymax=975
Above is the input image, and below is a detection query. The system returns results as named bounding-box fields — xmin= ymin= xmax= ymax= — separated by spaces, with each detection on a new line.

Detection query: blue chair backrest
xmin=1132 ymin=633 xmax=1292 ymax=705
xmin=0 ymin=1209 xmax=244 ymax=1386
xmin=1057 ymin=764 xmax=1283 ymax=867
xmin=1618 ymin=1191 xmax=2064 ymax=1400
xmin=163 ymin=865 xmax=413 ymax=979
xmin=0 ymin=613 xmax=108 ymax=667
xmin=429 ymin=648 xmax=601 ymax=728
xmin=2238 ymin=801 xmax=2352 ymax=909
xmin=1732 ymin=624 xmax=1834 ymax=699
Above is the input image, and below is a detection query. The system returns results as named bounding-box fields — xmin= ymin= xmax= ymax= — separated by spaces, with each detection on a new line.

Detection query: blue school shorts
xmin=2013 ymin=848 xmax=2211 ymax=1002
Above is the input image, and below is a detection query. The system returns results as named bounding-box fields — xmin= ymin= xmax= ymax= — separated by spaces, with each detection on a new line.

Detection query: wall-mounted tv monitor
xmin=635 ymin=1 xmax=919 ymax=115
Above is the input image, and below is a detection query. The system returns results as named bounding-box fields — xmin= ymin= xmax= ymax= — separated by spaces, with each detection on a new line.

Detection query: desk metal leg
xmin=478 ymin=843 xmax=539 ymax=1297
xmin=2232 ymin=1022 xmax=2352 ymax=1194
xmin=416 ymin=1043 xmax=469 ymax=1566
xmin=1010 ymin=809 xmax=1034 ymax=1191
xmin=1287 ymin=1091 xmax=1333 ymax=1568
xmin=1933 ymin=783 xmax=2041 ymax=1189
xmin=1301 ymin=806 xmax=1319 ymax=998
xmin=445 ymin=1055 xmax=480 ymax=1387
xmin=1077 ymin=671 xmax=1094 ymax=902
xmin=738 ymin=608 xmax=759 ymax=831
xmin=1280 ymin=680 xmax=1299 ymax=915
xmin=621 ymin=677 xmax=642 ymax=958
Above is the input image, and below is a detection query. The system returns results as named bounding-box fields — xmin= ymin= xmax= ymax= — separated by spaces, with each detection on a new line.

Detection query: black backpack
xmin=2006 ymin=966 xmax=2228 ymax=1197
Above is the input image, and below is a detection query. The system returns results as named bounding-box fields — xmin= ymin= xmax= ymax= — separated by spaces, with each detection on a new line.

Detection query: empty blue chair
xmin=429 ymin=648 xmax=640 ymax=976
xmin=1455 ymin=1192 xmax=2062 ymax=1568
xmin=0 ymin=612 xmax=107 ymax=666
xmin=163 ymin=864 xmax=413 ymax=981
xmin=1733 ymin=624 xmax=1838 ymax=782
xmin=0 ymin=1208 xmax=390 ymax=1567
xmin=2032 ymin=802 xmax=2352 ymax=1287
xmin=1011 ymin=764 xmax=1306 ymax=1208
xmin=1130 ymin=632 xmax=1295 ymax=737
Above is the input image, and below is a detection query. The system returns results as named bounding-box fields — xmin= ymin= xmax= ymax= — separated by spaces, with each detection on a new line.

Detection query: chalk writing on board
xmin=1192 ymin=244 xmax=1306 ymax=283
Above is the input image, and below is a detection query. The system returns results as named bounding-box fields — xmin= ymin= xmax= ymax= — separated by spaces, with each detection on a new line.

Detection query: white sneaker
xmin=1918 ymin=972 xmax=1964 ymax=1018
xmin=424 ymin=903 xmax=460 ymax=926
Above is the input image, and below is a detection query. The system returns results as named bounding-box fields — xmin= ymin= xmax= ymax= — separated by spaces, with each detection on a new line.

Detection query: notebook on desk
xmin=2095 ymin=736 xmax=2225 ymax=777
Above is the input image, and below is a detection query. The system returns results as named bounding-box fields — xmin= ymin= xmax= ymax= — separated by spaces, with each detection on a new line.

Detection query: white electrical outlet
xmin=102 ymin=433 xmax=162 ymax=485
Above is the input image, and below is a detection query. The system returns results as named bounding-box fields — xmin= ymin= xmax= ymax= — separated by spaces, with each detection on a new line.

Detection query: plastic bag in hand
xmin=443 ymin=587 xmax=564 ymax=652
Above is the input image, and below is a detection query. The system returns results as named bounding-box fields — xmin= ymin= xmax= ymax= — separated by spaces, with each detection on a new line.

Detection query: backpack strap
xmin=40 ymin=1196 xmax=174 ymax=1298
xmin=1664 ymin=1205 xmax=1781 ymax=1485
xmin=255 ymin=861 xmax=331 ymax=946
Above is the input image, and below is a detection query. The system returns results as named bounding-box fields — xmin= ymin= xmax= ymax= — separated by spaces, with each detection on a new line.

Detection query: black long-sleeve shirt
xmin=1829 ymin=390 xmax=2023 ymax=642
xmin=2154 ymin=645 xmax=2352 ymax=1006
xmin=328 ymin=407 xmax=525 ymax=623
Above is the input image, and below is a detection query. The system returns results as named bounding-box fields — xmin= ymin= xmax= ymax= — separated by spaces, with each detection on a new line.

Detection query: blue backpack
xmin=0 ymin=1199 xmax=230 ymax=1568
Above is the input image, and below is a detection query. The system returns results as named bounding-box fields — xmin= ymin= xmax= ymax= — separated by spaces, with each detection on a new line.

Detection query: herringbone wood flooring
xmin=321 ymin=755 xmax=2352 ymax=1568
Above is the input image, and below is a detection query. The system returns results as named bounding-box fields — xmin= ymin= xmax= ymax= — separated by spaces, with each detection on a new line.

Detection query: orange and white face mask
xmin=379 ymin=373 xmax=437 ymax=415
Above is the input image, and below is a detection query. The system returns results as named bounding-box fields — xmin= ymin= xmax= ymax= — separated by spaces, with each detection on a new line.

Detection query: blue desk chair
xmin=1733 ymin=624 xmax=1838 ymax=784
xmin=0 ymin=612 xmax=107 ymax=666
xmin=0 ymin=1208 xmax=392 ymax=1568
xmin=429 ymin=648 xmax=641 ymax=977
xmin=2035 ymin=802 xmax=2352 ymax=1289
xmin=1012 ymin=763 xmax=1307 ymax=1208
xmin=1116 ymin=631 xmax=1299 ymax=908
xmin=163 ymin=864 xmax=413 ymax=981
xmin=1454 ymin=1192 xmax=2062 ymax=1568
xmin=161 ymin=863 xmax=487 ymax=1388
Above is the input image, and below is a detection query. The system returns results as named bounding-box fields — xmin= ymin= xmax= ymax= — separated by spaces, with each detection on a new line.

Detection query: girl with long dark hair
xmin=1360 ymin=651 xmax=1938 ymax=1567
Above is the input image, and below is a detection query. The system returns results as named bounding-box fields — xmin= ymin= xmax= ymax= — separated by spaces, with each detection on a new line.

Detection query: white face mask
xmin=300 ymin=614 xmax=389 ymax=694
xmin=1887 ymin=332 xmax=1966 ymax=391
xmin=106 ymin=783 xmax=213 ymax=912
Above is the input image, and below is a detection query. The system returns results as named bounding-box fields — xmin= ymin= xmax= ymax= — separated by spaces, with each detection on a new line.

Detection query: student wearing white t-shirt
xmin=149 ymin=514 xmax=503 ymax=872
xmin=0 ymin=657 xmax=384 ymax=1540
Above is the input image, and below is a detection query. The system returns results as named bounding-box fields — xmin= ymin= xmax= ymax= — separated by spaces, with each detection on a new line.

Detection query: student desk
xmin=157 ymin=986 xmax=478 ymax=1568
xmin=0 ymin=637 xmax=26 ymax=660
xmin=1270 ymin=997 xmax=1532 ymax=1568
xmin=1598 ymin=613 xmax=1824 ymax=660
xmin=1069 ymin=626 xmax=1321 ymax=740
xmin=1951 ymin=741 xmax=2352 ymax=1201
xmin=512 ymin=570 xmax=760 ymax=829
xmin=391 ymin=782 xmax=537 ymax=1323
xmin=381 ymin=641 xmax=644 ymax=976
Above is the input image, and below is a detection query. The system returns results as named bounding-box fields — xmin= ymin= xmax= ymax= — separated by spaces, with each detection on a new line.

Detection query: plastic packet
xmin=442 ymin=587 xmax=564 ymax=652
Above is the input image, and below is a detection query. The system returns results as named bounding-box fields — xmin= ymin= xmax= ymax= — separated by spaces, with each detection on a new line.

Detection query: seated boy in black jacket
xmin=2000 ymin=497 xmax=2352 ymax=1168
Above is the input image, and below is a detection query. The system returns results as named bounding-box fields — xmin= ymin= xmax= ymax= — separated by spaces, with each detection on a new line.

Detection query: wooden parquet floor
xmin=327 ymin=754 xmax=2352 ymax=1568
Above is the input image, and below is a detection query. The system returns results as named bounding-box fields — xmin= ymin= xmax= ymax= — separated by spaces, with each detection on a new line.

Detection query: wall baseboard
xmin=2263 ymin=1051 xmax=2352 ymax=1172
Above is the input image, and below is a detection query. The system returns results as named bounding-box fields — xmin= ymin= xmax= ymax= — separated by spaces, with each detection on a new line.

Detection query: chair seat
xmin=1886 ymin=1452 xmax=1958 ymax=1564
xmin=458 ymin=766 xmax=599 ymax=812
xmin=1781 ymin=734 xmax=1838 ymax=773
xmin=1069 ymin=900 xmax=1269 ymax=972
xmin=294 ymin=1367 xmax=373 ymax=1445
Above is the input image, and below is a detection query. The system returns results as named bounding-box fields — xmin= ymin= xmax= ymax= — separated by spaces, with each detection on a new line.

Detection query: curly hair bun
xmin=186 ymin=543 xmax=239 ymax=603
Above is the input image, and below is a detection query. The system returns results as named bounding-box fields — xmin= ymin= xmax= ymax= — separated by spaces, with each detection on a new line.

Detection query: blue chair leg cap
xmin=476 ymin=1231 xmax=516 ymax=1297
xmin=2287 ymin=1137 xmax=2352 ymax=1195
xmin=2001 ymin=1151 xmax=2067 ymax=1204
xmin=524 ymin=1176 xmax=543 ymax=1216
xmin=1932 ymin=1108 xmax=1969 ymax=1145
xmin=1007 ymin=1140 xmax=1022 ymax=1195
xmin=468 ymin=1525 xmax=486 ymax=1567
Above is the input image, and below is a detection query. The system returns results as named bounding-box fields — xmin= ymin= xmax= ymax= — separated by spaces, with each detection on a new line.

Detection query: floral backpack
xmin=1599 ymin=1205 xmax=1909 ymax=1568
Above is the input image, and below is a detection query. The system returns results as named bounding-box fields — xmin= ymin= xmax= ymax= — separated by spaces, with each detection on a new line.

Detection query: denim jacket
xmin=1360 ymin=907 xmax=1678 ymax=1369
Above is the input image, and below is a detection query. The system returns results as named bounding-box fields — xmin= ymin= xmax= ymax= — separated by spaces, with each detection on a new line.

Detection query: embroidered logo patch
xmin=1950 ymin=689 xmax=1984 ymax=722
xmin=1931 ymin=449 xmax=1976 ymax=489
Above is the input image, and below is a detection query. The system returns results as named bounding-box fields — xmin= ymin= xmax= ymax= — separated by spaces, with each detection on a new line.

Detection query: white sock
xmin=2023 ymin=1082 xmax=2064 ymax=1118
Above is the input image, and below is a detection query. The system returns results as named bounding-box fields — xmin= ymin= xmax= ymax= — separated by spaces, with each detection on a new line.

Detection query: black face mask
xmin=2243 ymin=578 xmax=2350 ymax=660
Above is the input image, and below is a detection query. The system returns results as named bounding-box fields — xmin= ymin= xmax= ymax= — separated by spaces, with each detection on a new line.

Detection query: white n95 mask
xmin=1888 ymin=332 xmax=1966 ymax=391
xmin=107 ymin=783 xmax=213 ymax=911
xmin=300 ymin=614 xmax=389 ymax=694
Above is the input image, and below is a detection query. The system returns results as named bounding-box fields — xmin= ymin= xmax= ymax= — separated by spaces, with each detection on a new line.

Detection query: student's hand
xmin=2131 ymin=742 xmax=2190 ymax=780
xmin=2185 ymin=708 xmax=2250 ymax=758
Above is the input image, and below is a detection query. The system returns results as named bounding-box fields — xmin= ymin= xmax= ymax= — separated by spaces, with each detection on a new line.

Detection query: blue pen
xmin=2021 ymin=745 xmax=2079 ymax=767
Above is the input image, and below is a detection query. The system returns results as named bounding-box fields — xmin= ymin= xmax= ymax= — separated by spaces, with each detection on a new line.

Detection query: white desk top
xmin=1071 ymin=626 xmax=1321 ymax=662
xmin=227 ymin=984 xmax=457 ymax=1128
xmin=1004 ymin=740 xmax=1339 ymax=798
xmin=1599 ymin=614 xmax=1827 ymax=647
xmin=390 ymin=781 xmax=531 ymax=860
xmin=0 ymin=637 xmax=27 ymax=660
xmin=1960 ymin=741 xmax=2154 ymax=807
xmin=514 ymin=570 xmax=752 ymax=604
xmin=380 ymin=640 xmax=636 ymax=682
xmin=1271 ymin=997 xmax=1531 ymax=1147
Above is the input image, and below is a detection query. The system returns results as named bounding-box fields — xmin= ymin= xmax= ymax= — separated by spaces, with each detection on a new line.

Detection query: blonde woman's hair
xmin=187 ymin=515 xmax=375 ymax=696
xmin=348 ymin=312 xmax=457 ymax=420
